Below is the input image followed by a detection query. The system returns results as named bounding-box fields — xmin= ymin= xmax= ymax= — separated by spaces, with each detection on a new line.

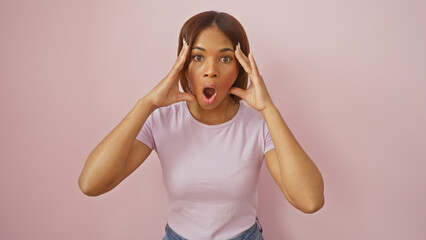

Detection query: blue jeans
xmin=162 ymin=216 xmax=264 ymax=240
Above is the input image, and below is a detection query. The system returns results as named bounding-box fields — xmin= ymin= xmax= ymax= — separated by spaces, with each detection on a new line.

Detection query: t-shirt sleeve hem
xmin=135 ymin=137 xmax=154 ymax=151
xmin=264 ymin=144 xmax=275 ymax=155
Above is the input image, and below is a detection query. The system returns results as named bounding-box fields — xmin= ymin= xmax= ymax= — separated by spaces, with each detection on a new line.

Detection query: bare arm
xmin=262 ymin=106 xmax=324 ymax=213
xmin=78 ymin=38 xmax=194 ymax=197
xmin=231 ymin=44 xmax=324 ymax=213
xmin=78 ymin=98 xmax=155 ymax=196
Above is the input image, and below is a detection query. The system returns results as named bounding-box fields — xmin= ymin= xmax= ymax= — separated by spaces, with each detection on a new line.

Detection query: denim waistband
xmin=163 ymin=216 xmax=263 ymax=240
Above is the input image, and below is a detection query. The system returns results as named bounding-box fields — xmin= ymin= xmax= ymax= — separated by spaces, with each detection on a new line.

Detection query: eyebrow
xmin=192 ymin=46 xmax=234 ymax=52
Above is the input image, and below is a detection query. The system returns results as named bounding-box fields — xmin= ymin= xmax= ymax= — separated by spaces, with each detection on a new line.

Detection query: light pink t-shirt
xmin=136 ymin=100 xmax=274 ymax=240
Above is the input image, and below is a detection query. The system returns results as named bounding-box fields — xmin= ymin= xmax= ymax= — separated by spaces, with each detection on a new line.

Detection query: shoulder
xmin=238 ymin=101 xmax=271 ymax=136
xmin=151 ymin=101 xmax=185 ymax=118
xmin=148 ymin=101 xmax=186 ymax=128
xmin=239 ymin=101 xmax=265 ymax=123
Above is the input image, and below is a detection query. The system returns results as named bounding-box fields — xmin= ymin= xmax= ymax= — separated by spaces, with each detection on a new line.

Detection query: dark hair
xmin=178 ymin=11 xmax=250 ymax=103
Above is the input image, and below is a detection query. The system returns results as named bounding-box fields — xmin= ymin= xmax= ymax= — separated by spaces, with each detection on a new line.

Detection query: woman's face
xmin=186 ymin=25 xmax=239 ymax=109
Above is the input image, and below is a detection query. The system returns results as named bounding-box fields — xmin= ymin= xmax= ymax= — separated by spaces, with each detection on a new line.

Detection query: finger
xmin=235 ymin=45 xmax=251 ymax=75
xmin=235 ymin=43 xmax=252 ymax=74
xmin=247 ymin=52 xmax=263 ymax=85
xmin=163 ymin=42 xmax=188 ymax=86
xmin=229 ymin=87 xmax=246 ymax=100
xmin=248 ymin=52 xmax=260 ymax=76
xmin=177 ymin=40 xmax=189 ymax=68
xmin=171 ymin=40 xmax=189 ymax=73
xmin=177 ymin=92 xmax=196 ymax=102
xmin=176 ymin=39 xmax=187 ymax=60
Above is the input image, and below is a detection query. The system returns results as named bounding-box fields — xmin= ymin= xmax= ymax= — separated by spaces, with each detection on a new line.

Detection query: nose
xmin=203 ymin=60 xmax=218 ymax=78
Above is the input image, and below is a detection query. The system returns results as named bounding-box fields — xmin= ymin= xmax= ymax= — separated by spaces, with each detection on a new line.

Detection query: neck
xmin=186 ymin=95 xmax=240 ymax=125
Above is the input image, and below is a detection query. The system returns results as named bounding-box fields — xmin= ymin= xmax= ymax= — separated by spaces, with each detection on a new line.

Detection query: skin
xmin=185 ymin=24 xmax=240 ymax=125
xmin=184 ymin=25 xmax=325 ymax=213
xmin=79 ymin=23 xmax=325 ymax=214
xmin=232 ymin=40 xmax=325 ymax=213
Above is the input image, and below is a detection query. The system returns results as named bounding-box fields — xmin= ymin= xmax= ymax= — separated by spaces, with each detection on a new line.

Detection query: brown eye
xmin=193 ymin=55 xmax=203 ymax=61
xmin=221 ymin=56 xmax=232 ymax=63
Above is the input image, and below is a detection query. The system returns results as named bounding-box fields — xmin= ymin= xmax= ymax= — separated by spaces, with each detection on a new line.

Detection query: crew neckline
xmin=183 ymin=100 xmax=243 ymax=129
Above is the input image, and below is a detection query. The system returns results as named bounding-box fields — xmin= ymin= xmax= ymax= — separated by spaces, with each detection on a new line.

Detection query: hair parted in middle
xmin=178 ymin=10 xmax=250 ymax=103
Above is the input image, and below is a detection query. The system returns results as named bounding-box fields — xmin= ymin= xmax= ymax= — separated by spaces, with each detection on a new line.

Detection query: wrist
xmin=139 ymin=96 xmax=157 ymax=113
xmin=260 ymin=102 xmax=277 ymax=116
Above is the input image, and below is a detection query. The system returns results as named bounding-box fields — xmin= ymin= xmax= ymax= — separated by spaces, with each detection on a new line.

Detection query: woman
xmin=79 ymin=11 xmax=324 ymax=240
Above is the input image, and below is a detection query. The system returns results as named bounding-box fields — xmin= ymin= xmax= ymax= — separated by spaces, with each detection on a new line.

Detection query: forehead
xmin=192 ymin=26 xmax=233 ymax=49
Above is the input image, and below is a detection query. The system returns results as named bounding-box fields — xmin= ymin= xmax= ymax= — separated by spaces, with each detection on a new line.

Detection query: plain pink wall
xmin=1 ymin=0 xmax=425 ymax=239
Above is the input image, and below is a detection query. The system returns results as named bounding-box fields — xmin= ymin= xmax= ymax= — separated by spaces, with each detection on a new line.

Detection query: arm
xmin=78 ymin=97 xmax=155 ymax=196
xmin=78 ymin=38 xmax=195 ymax=196
xmin=231 ymin=43 xmax=324 ymax=213
xmin=262 ymin=106 xmax=324 ymax=213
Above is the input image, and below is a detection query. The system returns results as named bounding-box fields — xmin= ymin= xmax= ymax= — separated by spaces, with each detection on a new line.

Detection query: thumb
xmin=229 ymin=87 xmax=246 ymax=100
xmin=177 ymin=92 xmax=197 ymax=102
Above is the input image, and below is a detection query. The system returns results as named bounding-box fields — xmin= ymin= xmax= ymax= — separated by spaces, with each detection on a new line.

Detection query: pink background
xmin=1 ymin=0 xmax=425 ymax=239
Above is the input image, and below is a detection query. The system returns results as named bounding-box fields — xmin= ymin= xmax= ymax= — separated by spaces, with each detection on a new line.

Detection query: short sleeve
xmin=263 ymin=120 xmax=275 ymax=154
xmin=136 ymin=112 xmax=156 ymax=151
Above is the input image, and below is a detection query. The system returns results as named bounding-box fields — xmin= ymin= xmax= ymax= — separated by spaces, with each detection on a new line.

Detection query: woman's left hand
xmin=230 ymin=43 xmax=274 ymax=112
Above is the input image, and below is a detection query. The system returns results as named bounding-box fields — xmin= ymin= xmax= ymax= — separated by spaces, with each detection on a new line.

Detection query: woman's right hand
xmin=144 ymin=39 xmax=196 ymax=110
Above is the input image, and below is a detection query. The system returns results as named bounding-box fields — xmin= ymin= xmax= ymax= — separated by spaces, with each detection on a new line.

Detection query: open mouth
xmin=203 ymin=87 xmax=216 ymax=99
xmin=202 ymin=85 xmax=217 ymax=105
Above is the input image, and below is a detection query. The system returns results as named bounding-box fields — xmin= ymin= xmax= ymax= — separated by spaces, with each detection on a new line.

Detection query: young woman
xmin=79 ymin=11 xmax=324 ymax=240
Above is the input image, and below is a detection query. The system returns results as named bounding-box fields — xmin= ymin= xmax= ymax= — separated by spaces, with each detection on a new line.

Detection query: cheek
xmin=185 ymin=66 xmax=198 ymax=86
xmin=222 ymin=65 xmax=239 ymax=84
